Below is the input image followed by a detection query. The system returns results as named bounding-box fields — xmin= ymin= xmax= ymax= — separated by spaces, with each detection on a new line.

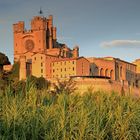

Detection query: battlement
xmin=23 ymin=29 xmax=33 ymax=34
xmin=13 ymin=15 xmax=54 ymax=33
xmin=13 ymin=21 xmax=25 ymax=33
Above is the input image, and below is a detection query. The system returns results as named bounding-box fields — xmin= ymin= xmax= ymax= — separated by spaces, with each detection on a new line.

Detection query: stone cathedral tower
xmin=13 ymin=15 xmax=58 ymax=61
xmin=13 ymin=15 xmax=79 ymax=80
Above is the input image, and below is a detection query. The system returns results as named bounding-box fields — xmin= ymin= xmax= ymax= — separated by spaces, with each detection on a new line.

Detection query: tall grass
xmin=0 ymin=83 xmax=140 ymax=140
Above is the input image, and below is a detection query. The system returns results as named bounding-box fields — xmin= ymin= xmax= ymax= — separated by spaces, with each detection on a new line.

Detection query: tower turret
xmin=72 ymin=46 xmax=79 ymax=58
xmin=47 ymin=15 xmax=53 ymax=49
xmin=13 ymin=21 xmax=25 ymax=33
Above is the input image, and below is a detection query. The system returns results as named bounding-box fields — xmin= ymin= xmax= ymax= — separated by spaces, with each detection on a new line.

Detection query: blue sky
xmin=0 ymin=0 xmax=140 ymax=63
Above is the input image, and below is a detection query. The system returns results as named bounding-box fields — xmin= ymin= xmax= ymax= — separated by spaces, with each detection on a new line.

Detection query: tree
xmin=0 ymin=52 xmax=10 ymax=72
xmin=52 ymin=78 xmax=76 ymax=95
xmin=27 ymin=75 xmax=50 ymax=90
xmin=9 ymin=62 xmax=20 ymax=80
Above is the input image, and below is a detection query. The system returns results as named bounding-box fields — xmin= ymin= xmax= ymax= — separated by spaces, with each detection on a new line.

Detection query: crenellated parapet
xmin=13 ymin=21 xmax=25 ymax=33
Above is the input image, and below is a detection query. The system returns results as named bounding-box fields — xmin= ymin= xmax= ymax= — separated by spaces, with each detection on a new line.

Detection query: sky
xmin=0 ymin=0 xmax=140 ymax=63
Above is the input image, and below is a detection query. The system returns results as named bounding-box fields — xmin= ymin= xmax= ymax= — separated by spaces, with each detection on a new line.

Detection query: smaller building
xmin=32 ymin=53 xmax=59 ymax=79
xmin=51 ymin=57 xmax=90 ymax=79
xmin=87 ymin=57 xmax=136 ymax=86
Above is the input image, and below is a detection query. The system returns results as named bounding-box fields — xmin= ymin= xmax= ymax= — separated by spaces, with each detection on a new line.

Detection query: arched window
xmin=105 ymin=69 xmax=109 ymax=77
xmin=94 ymin=67 xmax=99 ymax=76
xmin=120 ymin=66 xmax=122 ymax=77
xmin=116 ymin=65 xmax=119 ymax=80
xmin=100 ymin=68 xmax=104 ymax=76
xmin=110 ymin=70 xmax=114 ymax=80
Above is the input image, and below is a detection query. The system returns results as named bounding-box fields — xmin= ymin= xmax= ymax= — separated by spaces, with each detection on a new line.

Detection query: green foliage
xmin=28 ymin=76 xmax=51 ymax=90
xmin=9 ymin=62 xmax=20 ymax=80
xmin=0 ymin=52 xmax=10 ymax=73
xmin=0 ymin=52 xmax=10 ymax=66
xmin=0 ymin=62 xmax=20 ymax=93
xmin=0 ymin=87 xmax=140 ymax=140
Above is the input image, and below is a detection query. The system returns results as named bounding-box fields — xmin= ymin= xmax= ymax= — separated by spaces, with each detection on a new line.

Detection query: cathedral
xmin=13 ymin=15 xmax=81 ymax=80
xmin=12 ymin=14 xmax=140 ymax=91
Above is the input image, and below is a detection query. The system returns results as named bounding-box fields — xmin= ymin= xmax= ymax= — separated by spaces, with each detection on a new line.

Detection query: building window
xmin=105 ymin=69 xmax=109 ymax=77
xmin=73 ymin=67 xmax=74 ymax=71
xmin=100 ymin=68 xmax=104 ymax=76
xmin=41 ymin=63 xmax=43 ymax=67
xmin=41 ymin=69 xmax=43 ymax=73
xmin=90 ymin=68 xmax=91 ymax=72
xmin=41 ymin=56 xmax=42 ymax=59
xmin=34 ymin=57 xmax=36 ymax=60
xmin=53 ymin=69 xmax=55 ymax=72
xmin=61 ymin=68 xmax=62 ymax=72
xmin=73 ymin=61 xmax=75 ymax=64
xmin=110 ymin=70 xmax=114 ymax=80
xmin=65 ymin=68 xmax=66 ymax=71
xmin=120 ymin=66 xmax=122 ymax=77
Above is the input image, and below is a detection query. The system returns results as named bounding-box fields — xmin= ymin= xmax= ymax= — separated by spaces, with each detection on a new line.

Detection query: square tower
xmin=13 ymin=15 xmax=57 ymax=62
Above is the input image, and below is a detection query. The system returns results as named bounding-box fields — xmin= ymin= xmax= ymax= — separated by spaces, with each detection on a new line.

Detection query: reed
xmin=0 ymin=84 xmax=140 ymax=140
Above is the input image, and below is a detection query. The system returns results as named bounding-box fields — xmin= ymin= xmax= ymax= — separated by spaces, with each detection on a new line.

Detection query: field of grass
xmin=0 ymin=82 xmax=140 ymax=140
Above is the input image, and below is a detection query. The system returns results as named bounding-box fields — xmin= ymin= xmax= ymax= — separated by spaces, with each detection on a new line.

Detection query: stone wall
xmin=74 ymin=77 xmax=140 ymax=97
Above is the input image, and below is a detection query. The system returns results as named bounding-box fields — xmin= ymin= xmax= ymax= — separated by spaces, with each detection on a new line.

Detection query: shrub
xmin=52 ymin=78 xmax=76 ymax=95
xmin=28 ymin=76 xmax=50 ymax=90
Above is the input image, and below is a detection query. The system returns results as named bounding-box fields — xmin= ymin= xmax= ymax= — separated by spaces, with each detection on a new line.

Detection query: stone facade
xmin=73 ymin=77 xmax=139 ymax=97
xmin=133 ymin=59 xmax=140 ymax=87
xmin=87 ymin=57 xmax=115 ymax=80
xmin=13 ymin=15 xmax=79 ymax=80
xmin=87 ymin=57 xmax=136 ymax=86
xmin=51 ymin=57 xmax=90 ymax=79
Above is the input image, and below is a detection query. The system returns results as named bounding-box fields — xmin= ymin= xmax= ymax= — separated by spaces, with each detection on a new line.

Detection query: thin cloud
xmin=100 ymin=40 xmax=140 ymax=48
